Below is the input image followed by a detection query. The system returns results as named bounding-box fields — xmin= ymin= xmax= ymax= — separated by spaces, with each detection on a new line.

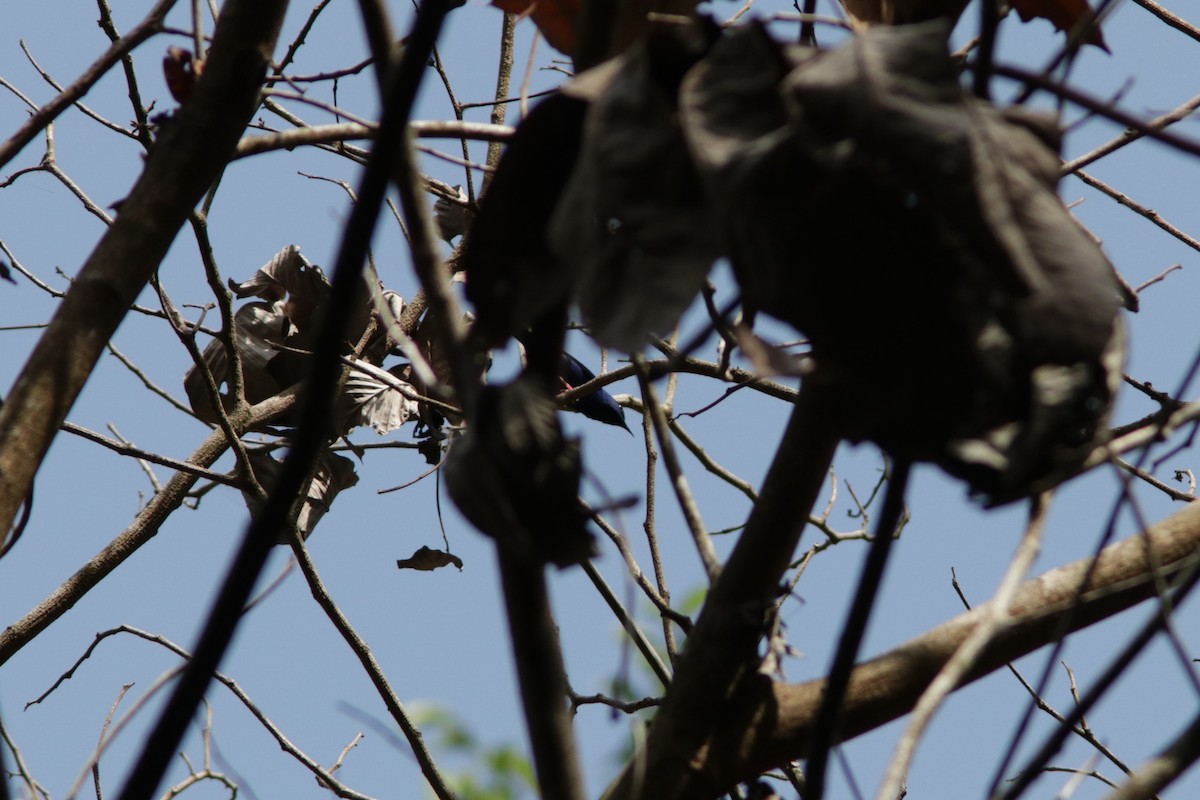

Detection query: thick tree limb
xmin=0 ymin=0 xmax=289 ymax=545
xmin=620 ymin=495 xmax=1200 ymax=797
xmin=603 ymin=384 xmax=841 ymax=800
xmin=499 ymin=555 xmax=586 ymax=800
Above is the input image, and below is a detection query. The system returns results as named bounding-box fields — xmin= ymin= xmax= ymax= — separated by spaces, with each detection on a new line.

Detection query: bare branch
xmin=0 ymin=0 xmax=177 ymax=170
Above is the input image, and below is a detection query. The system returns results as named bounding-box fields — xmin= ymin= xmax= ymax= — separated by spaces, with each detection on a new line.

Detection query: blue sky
xmin=2 ymin=1 xmax=1200 ymax=798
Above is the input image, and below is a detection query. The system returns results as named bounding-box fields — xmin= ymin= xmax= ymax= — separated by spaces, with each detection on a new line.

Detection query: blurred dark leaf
xmin=397 ymin=546 xmax=464 ymax=571
xmin=445 ymin=378 xmax=594 ymax=566
xmin=461 ymin=94 xmax=588 ymax=349
xmin=549 ymin=20 xmax=720 ymax=352
xmin=1011 ymin=0 xmax=1107 ymax=48
xmin=679 ymin=21 xmax=1124 ymax=503
xmin=0 ymin=260 xmax=15 ymax=284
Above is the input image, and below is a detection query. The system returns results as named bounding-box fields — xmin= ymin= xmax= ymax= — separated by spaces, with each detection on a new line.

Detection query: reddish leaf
xmin=163 ymin=46 xmax=203 ymax=103
xmin=492 ymin=0 xmax=581 ymax=56
xmin=1010 ymin=0 xmax=1108 ymax=49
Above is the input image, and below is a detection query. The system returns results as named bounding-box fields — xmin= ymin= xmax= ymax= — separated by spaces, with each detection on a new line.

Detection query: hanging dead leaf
xmin=492 ymin=0 xmax=581 ymax=56
xmin=242 ymin=451 xmax=359 ymax=543
xmin=839 ymin=0 xmax=971 ymax=26
xmin=460 ymin=93 xmax=588 ymax=350
xmin=397 ymin=546 xmax=464 ymax=571
xmin=445 ymin=377 xmax=594 ymax=567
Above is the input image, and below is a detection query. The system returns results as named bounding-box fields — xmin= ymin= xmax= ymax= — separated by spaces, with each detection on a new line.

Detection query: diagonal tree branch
xmin=0 ymin=0 xmax=289 ymax=545
xmin=653 ymin=495 xmax=1200 ymax=797
xmin=0 ymin=390 xmax=298 ymax=668
xmin=604 ymin=383 xmax=841 ymax=800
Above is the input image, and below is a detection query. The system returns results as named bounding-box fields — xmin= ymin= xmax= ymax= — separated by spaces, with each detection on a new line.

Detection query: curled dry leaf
xmin=1011 ymin=0 xmax=1107 ymax=49
xmin=338 ymin=362 xmax=421 ymax=435
xmin=242 ymin=450 xmax=359 ymax=543
xmin=397 ymin=546 xmax=464 ymax=572
xmin=185 ymin=246 xmax=397 ymax=430
xmin=433 ymin=184 xmax=472 ymax=243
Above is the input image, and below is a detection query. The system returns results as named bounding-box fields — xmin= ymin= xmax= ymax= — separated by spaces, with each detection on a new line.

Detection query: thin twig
xmin=636 ymin=359 xmax=721 ymax=582
xmin=0 ymin=0 xmax=178 ymax=169
xmin=877 ymin=494 xmax=1049 ymax=800
xmin=283 ymin=531 xmax=457 ymax=799
xmin=1073 ymin=169 xmax=1200 ymax=253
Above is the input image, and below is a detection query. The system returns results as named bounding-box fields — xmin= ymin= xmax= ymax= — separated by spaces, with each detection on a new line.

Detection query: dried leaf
xmin=228 ymin=245 xmax=330 ymax=331
xmin=397 ymin=546 xmax=464 ymax=571
xmin=184 ymin=301 xmax=296 ymax=424
xmin=185 ymin=246 xmax=383 ymax=425
xmin=243 ymin=451 xmax=359 ymax=543
xmin=338 ymin=362 xmax=420 ymax=435
xmin=433 ymin=185 xmax=472 ymax=243
xmin=492 ymin=0 xmax=582 ymax=56
xmin=1011 ymin=0 xmax=1107 ymax=48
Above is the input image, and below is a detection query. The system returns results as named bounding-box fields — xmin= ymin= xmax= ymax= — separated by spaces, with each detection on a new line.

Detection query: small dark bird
xmin=559 ymin=353 xmax=631 ymax=433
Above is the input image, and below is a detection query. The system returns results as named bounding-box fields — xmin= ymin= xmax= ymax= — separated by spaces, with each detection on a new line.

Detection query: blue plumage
xmin=559 ymin=353 xmax=631 ymax=433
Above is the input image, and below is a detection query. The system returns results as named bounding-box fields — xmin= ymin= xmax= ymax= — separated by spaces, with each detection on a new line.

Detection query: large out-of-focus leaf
xmin=548 ymin=20 xmax=720 ymax=352
xmin=445 ymin=377 xmax=594 ymax=567
xmin=678 ymin=21 xmax=1124 ymax=504
xmin=242 ymin=450 xmax=359 ymax=543
xmin=460 ymin=94 xmax=588 ymax=349
xmin=840 ymin=0 xmax=969 ymax=25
